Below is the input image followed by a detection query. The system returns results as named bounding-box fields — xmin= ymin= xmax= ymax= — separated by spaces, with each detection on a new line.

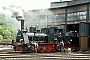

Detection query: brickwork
xmin=51 ymin=8 xmax=65 ymax=14
xmin=67 ymin=4 xmax=87 ymax=13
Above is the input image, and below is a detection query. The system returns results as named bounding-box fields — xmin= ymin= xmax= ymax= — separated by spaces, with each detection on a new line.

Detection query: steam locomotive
xmin=10 ymin=26 xmax=78 ymax=53
xmin=10 ymin=27 xmax=63 ymax=53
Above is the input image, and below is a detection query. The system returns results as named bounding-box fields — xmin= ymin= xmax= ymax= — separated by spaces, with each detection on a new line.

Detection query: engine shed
xmin=23 ymin=0 xmax=90 ymax=51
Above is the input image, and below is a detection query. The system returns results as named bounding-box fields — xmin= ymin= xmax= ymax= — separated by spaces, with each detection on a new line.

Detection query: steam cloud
xmin=24 ymin=9 xmax=56 ymax=30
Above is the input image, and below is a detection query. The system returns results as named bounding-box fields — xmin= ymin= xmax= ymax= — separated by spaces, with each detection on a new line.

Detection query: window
xmin=67 ymin=11 xmax=86 ymax=21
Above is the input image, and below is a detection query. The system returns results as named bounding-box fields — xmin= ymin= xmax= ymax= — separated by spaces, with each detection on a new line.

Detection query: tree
xmin=0 ymin=13 xmax=19 ymax=40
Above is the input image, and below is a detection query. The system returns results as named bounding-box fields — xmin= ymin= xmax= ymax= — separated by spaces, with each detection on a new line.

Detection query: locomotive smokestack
xmin=21 ymin=20 xmax=24 ymax=30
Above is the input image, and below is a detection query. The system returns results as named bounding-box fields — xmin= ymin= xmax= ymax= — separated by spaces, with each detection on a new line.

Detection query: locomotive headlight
xmin=28 ymin=46 xmax=30 ymax=48
xmin=70 ymin=39 xmax=72 ymax=41
xmin=25 ymin=42 xmax=26 ymax=44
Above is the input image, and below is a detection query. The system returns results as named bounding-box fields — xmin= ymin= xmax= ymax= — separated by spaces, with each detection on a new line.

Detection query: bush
xmin=0 ymin=35 xmax=3 ymax=40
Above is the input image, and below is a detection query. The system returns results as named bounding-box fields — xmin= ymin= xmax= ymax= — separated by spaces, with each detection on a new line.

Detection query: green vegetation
xmin=0 ymin=13 xmax=19 ymax=40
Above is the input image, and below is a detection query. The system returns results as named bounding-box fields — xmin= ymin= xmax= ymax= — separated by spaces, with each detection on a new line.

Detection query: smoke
xmin=2 ymin=6 xmax=21 ymax=30
xmin=24 ymin=9 xmax=56 ymax=30
xmin=6 ymin=15 xmax=21 ymax=31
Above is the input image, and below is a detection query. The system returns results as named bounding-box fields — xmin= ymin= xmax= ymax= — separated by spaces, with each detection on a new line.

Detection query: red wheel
xmin=19 ymin=46 xmax=23 ymax=51
xmin=39 ymin=45 xmax=46 ymax=53
xmin=16 ymin=45 xmax=22 ymax=51
xmin=46 ymin=48 xmax=51 ymax=52
xmin=30 ymin=49 xmax=36 ymax=53
xmin=46 ymin=46 xmax=52 ymax=52
xmin=39 ymin=48 xmax=45 ymax=53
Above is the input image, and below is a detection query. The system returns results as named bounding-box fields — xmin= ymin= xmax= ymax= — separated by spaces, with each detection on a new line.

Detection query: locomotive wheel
xmin=22 ymin=46 xmax=25 ymax=53
xmin=30 ymin=45 xmax=35 ymax=53
xmin=13 ymin=46 xmax=16 ymax=52
xmin=46 ymin=45 xmax=52 ymax=52
xmin=39 ymin=48 xmax=45 ymax=53
xmin=19 ymin=46 xmax=23 ymax=51
xmin=30 ymin=49 xmax=36 ymax=53
xmin=46 ymin=48 xmax=51 ymax=52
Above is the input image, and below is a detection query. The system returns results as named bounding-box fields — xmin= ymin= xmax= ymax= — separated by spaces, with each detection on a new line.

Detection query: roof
xmin=67 ymin=0 xmax=90 ymax=6
xmin=49 ymin=0 xmax=90 ymax=10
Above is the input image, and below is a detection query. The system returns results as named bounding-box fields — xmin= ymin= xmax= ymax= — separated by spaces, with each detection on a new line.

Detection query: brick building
xmin=23 ymin=0 xmax=90 ymax=50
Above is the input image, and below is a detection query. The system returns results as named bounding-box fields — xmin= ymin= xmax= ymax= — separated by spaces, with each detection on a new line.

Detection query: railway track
xmin=0 ymin=45 xmax=90 ymax=60
xmin=0 ymin=41 xmax=89 ymax=60
xmin=0 ymin=52 xmax=90 ymax=60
